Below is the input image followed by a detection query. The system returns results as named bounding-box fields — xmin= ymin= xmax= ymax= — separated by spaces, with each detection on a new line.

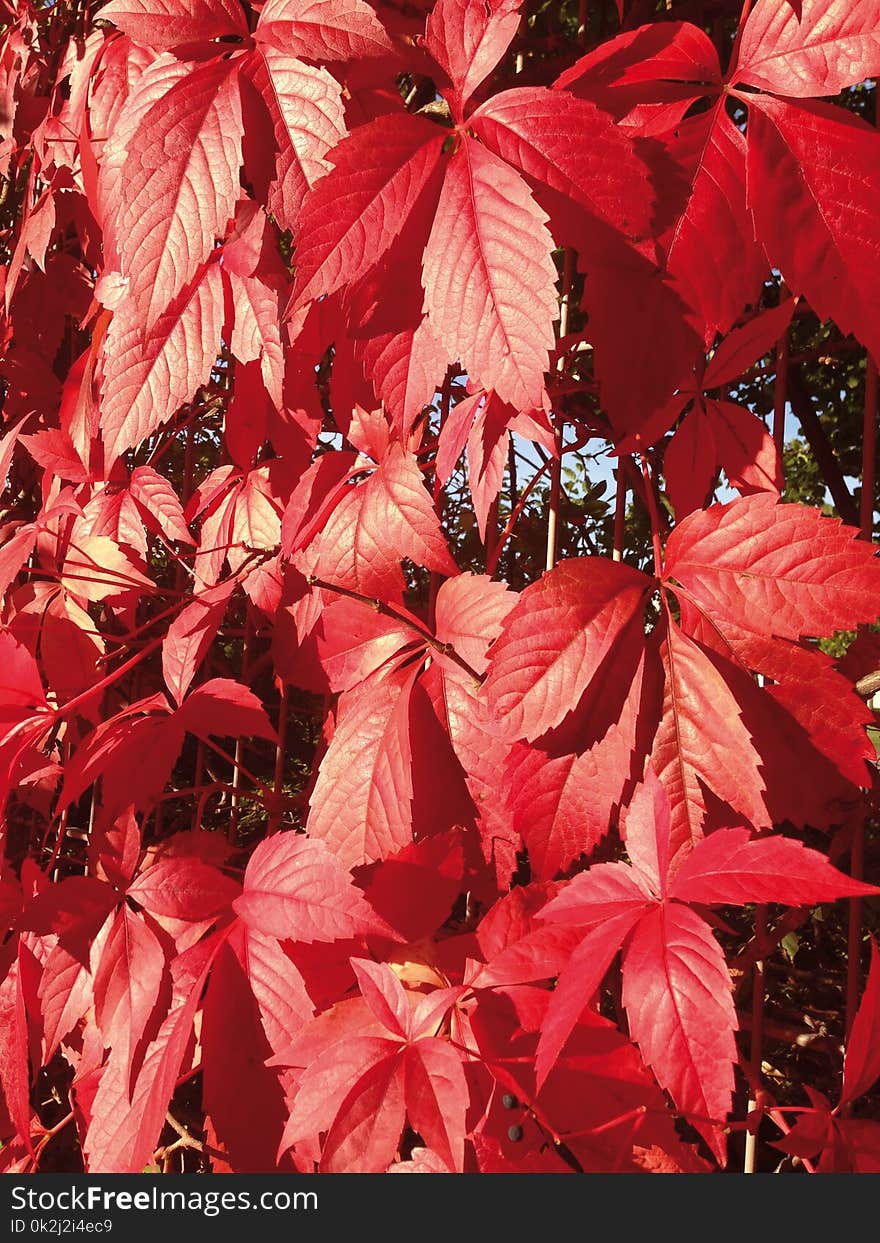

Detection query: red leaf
xmin=23 ymin=876 xmax=119 ymax=949
xmin=361 ymin=831 xmax=464 ymax=943
xmin=320 ymin=1047 xmax=406 ymax=1172
xmin=38 ymin=943 xmax=94 ymax=1064
xmin=472 ymin=84 xmax=653 ymax=240
xmin=127 ymin=855 xmax=240 ymax=921
xmin=0 ymin=632 xmax=45 ymax=713
xmin=746 ymin=96 xmax=880 ymax=362
xmin=702 ymin=299 xmax=797 ymax=390
xmin=664 ymin=404 xmax=718 ymax=518
xmin=351 ymin=958 xmax=411 ymax=1038
xmin=670 ymin=828 xmax=879 ymax=906
xmin=842 ymin=938 xmax=880 ymax=1106
xmin=291 ymin=113 xmax=444 ymax=310
xmin=433 ymin=571 xmax=514 ymax=679
xmin=422 ymin=136 xmax=557 ymax=412
xmin=83 ymin=934 xmax=222 ymax=1172
xmin=59 ymin=710 xmax=184 ymax=821
xmin=735 ymin=0 xmax=880 ymax=97
xmin=128 ymin=466 xmax=193 ymax=545
xmin=505 ymin=637 xmax=660 ymax=880
xmin=98 ymin=0 xmax=249 ymax=49
xmin=162 ymin=580 xmax=236 ymax=708
xmin=539 ymin=863 xmax=652 ymax=931
xmin=403 ymin=1039 xmax=467 ymax=1172
xmin=115 ymin=57 xmax=243 ymax=333
xmin=256 ymin=0 xmax=394 ymax=62
xmin=280 ymin=1028 xmax=395 ymax=1138
xmin=307 ymin=443 xmax=458 ymax=595
xmin=558 ymin=19 xmax=718 ymax=90
xmin=232 ymin=924 xmax=314 ymax=1056
xmin=314 ymin=597 xmax=414 ymax=693
xmin=92 ymin=905 xmax=167 ymax=1071
xmin=665 ymin=495 xmax=880 ymax=641
xmin=621 ymin=903 xmax=735 ymax=1165
xmin=620 ymin=764 xmax=673 ymax=898
xmin=425 ymin=0 xmax=521 ymax=116
xmin=704 ymin=399 xmax=781 ymax=498
xmin=202 ymin=938 xmax=288 ymax=1171
xmin=355 ymin=318 xmax=445 ymax=437
xmin=484 ymin=558 xmax=651 ymax=741
xmin=466 ymin=394 xmax=510 ymax=541
xmin=175 ymin=678 xmax=278 ymax=743
xmin=651 ymin=616 xmax=768 ymax=858
xmin=661 ymin=106 xmax=766 ymax=342
xmin=239 ymin=46 xmax=347 ymax=233
xmin=61 ymin=534 xmax=153 ymax=603
xmin=535 ymin=910 xmax=647 ymax=1088
xmin=100 ymin=261 xmax=225 ymax=460
xmin=306 ymin=664 xmax=417 ymax=869
xmin=234 ymin=833 xmax=385 ymax=942
xmin=0 ymin=942 xmax=37 ymax=1153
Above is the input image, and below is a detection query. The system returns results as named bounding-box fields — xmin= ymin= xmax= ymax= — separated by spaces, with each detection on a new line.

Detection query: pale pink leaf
xmin=422 ymin=137 xmax=558 ymax=412
xmin=735 ymin=0 xmax=880 ymax=97
xmin=256 ymin=0 xmax=394 ymax=61
xmin=115 ymin=57 xmax=243 ymax=332
xmin=234 ymin=834 xmax=386 ymax=942
xmin=98 ymin=0 xmax=249 ymax=49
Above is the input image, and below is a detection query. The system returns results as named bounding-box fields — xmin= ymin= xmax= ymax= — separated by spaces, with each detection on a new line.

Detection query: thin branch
xmin=307 ymin=576 xmax=484 ymax=686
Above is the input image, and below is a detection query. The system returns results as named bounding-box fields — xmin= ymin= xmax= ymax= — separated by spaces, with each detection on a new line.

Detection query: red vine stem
xmin=846 ymin=86 xmax=879 ymax=1036
xmin=307 ymin=575 xmax=484 ymax=685
xmin=428 ymin=370 xmax=452 ymax=626
xmin=268 ymin=683 xmax=288 ymax=834
xmin=773 ymin=327 xmax=790 ymax=457
xmin=612 ymin=457 xmax=628 ymax=562
xmin=743 ymin=904 xmax=767 ymax=1173
xmin=727 ymin=0 xmax=755 ymax=79
xmin=545 ymin=249 xmax=576 ymax=572
xmin=639 ymin=455 xmax=664 ymax=578
xmin=229 ymin=611 xmax=252 ymax=844
xmin=486 ymin=454 xmax=554 ymax=577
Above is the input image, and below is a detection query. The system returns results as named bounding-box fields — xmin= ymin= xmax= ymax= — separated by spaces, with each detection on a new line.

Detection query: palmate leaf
xmin=534 ymin=769 xmax=878 ymax=1164
xmin=8 ymin=0 xmax=880 ymax=1179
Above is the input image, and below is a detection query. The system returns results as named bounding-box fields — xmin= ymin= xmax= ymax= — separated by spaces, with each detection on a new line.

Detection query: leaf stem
xmin=307 ymin=576 xmax=484 ymax=685
xmin=639 ymin=456 xmax=664 ymax=578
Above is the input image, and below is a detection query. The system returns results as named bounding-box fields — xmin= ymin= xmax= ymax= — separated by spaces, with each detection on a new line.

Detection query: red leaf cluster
xmin=1 ymin=0 xmax=880 ymax=1175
